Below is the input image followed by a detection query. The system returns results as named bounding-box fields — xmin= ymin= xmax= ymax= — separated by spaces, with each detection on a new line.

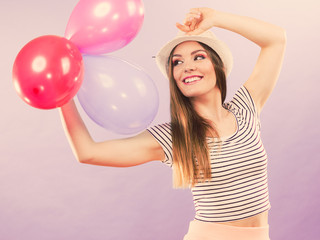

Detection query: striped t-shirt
xmin=147 ymin=86 xmax=271 ymax=222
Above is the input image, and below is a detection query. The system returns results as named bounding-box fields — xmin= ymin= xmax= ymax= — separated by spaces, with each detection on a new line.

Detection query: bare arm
xmin=59 ymin=100 xmax=164 ymax=167
xmin=177 ymin=8 xmax=287 ymax=114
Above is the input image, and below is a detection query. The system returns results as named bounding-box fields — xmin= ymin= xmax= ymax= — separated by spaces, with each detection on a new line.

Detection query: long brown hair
xmin=168 ymin=42 xmax=227 ymax=188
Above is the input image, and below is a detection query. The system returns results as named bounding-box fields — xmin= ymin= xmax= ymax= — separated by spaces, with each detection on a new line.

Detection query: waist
xmin=194 ymin=200 xmax=271 ymax=223
xmin=213 ymin=210 xmax=269 ymax=227
xmin=185 ymin=218 xmax=270 ymax=240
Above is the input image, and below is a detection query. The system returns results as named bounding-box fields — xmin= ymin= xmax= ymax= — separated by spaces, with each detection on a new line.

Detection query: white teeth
xmin=184 ymin=76 xmax=202 ymax=83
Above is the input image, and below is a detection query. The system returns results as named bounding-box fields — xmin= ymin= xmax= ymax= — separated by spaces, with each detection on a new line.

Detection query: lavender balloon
xmin=77 ymin=55 xmax=159 ymax=135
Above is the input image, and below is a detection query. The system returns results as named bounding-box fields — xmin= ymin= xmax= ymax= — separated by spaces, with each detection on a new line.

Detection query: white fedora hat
xmin=156 ymin=30 xmax=233 ymax=79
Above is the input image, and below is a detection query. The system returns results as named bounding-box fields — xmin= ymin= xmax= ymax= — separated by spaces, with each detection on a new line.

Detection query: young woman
xmin=60 ymin=7 xmax=286 ymax=240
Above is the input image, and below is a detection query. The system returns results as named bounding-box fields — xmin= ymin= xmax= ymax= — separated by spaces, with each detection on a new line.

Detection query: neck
xmin=190 ymin=88 xmax=226 ymax=123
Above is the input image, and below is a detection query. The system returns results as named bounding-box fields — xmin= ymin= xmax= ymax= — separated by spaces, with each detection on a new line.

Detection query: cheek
xmin=170 ymin=68 xmax=182 ymax=90
xmin=173 ymin=70 xmax=184 ymax=90
xmin=205 ymin=62 xmax=215 ymax=72
xmin=205 ymin=64 xmax=217 ymax=82
xmin=172 ymin=67 xmax=180 ymax=81
xmin=174 ymin=79 xmax=183 ymax=92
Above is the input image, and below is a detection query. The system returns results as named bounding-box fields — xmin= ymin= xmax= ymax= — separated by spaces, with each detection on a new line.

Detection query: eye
xmin=194 ymin=54 xmax=206 ymax=61
xmin=173 ymin=59 xmax=183 ymax=67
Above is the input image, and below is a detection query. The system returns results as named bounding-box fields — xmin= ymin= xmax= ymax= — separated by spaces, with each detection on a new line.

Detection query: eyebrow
xmin=172 ymin=49 xmax=207 ymax=58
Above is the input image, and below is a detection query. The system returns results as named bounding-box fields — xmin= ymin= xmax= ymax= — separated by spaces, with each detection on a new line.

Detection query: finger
xmin=176 ymin=22 xmax=190 ymax=32
xmin=189 ymin=12 xmax=201 ymax=20
xmin=189 ymin=19 xmax=197 ymax=31
xmin=188 ymin=8 xmax=203 ymax=23
xmin=184 ymin=13 xmax=201 ymax=23
xmin=183 ymin=19 xmax=192 ymax=26
xmin=189 ymin=8 xmax=201 ymax=15
xmin=184 ymin=16 xmax=201 ymax=31
xmin=186 ymin=12 xmax=201 ymax=18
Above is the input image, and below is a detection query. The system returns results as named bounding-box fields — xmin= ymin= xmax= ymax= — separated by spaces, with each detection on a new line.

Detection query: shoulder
xmin=224 ymin=85 xmax=259 ymax=116
xmin=146 ymin=123 xmax=173 ymax=167
xmin=147 ymin=122 xmax=172 ymax=139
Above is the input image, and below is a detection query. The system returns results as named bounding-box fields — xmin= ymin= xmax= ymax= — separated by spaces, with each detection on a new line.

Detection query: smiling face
xmin=171 ymin=41 xmax=218 ymax=99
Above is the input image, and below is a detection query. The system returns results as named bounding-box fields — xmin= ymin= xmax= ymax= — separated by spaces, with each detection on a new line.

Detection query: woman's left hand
xmin=176 ymin=8 xmax=216 ymax=35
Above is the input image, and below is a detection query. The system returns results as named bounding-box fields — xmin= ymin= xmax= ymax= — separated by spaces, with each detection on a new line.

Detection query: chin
xmin=182 ymin=91 xmax=205 ymax=99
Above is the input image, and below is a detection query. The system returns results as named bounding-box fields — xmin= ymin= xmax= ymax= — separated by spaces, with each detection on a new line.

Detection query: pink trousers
xmin=183 ymin=220 xmax=270 ymax=240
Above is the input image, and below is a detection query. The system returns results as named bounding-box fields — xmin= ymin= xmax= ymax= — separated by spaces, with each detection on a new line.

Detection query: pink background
xmin=1 ymin=0 xmax=319 ymax=239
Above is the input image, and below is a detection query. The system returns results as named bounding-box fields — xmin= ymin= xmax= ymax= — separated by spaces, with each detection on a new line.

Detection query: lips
xmin=183 ymin=75 xmax=203 ymax=84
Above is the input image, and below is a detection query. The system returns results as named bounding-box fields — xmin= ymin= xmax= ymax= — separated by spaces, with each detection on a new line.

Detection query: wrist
xmin=209 ymin=10 xmax=225 ymax=28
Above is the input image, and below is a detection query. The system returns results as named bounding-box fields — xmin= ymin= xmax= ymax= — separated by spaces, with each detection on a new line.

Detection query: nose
xmin=184 ymin=61 xmax=197 ymax=72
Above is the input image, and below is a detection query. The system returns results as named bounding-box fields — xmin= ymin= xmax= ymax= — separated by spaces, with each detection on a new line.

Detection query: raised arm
xmin=59 ymin=100 xmax=164 ymax=167
xmin=177 ymin=8 xmax=287 ymax=114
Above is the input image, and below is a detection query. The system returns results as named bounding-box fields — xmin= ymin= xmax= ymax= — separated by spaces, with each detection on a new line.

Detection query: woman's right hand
xmin=59 ymin=100 xmax=164 ymax=167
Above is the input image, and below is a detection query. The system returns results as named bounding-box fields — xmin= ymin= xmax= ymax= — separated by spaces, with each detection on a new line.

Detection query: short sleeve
xmin=239 ymin=86 xmax=259 ymax=117
xmin=146 ymin=123 xmax=173 ymax=167
xmin=225 ymin=86 xmax=261 ymax=130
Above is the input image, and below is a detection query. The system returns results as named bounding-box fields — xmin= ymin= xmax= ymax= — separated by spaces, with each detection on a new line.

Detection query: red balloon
xmin=12 ymin=35 xmax=84 ymax=109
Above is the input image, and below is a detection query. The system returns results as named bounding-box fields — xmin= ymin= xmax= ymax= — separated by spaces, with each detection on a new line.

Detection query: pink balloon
xmin=65 ymin=0 xmax=144 ymax=54
xmin=12 ymin=35 xmax=84 ymax=109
